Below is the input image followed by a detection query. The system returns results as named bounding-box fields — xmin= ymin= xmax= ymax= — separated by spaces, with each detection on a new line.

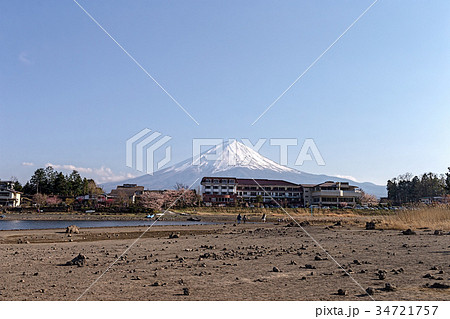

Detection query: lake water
xmin=0 ymin=219 xmax=211 ymax=231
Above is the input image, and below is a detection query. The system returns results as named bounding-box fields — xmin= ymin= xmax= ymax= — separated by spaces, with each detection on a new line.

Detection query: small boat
xmin=187 ymin=217 xmax=201 ymax=222
xmin=146 ymin=214 xmax=155 ymax=219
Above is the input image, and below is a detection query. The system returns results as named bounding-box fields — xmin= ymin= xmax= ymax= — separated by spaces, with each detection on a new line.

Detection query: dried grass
xmin=382 ymin=206 xmax=450 ymax=230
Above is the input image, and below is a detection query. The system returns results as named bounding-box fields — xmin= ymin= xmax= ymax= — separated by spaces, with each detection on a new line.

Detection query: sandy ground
xmin=0 ymin=221 xmax=449 ymax=301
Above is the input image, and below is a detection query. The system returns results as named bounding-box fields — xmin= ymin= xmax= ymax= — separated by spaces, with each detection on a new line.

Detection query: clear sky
xmin=1 ymin=0 xmax=449 ymax=186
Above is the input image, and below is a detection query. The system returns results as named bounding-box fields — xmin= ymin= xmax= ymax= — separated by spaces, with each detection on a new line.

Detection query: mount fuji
xmin=102 ymin=140 xmax=386 ymax=197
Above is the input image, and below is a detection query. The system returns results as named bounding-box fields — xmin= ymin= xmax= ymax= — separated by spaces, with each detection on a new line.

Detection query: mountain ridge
xmin=102 ymin=140 xmax=386 ymax=197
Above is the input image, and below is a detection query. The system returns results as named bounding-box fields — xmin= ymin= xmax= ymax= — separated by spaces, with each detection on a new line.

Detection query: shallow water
xmin=0 ymin=219 xmax=212 ymax=231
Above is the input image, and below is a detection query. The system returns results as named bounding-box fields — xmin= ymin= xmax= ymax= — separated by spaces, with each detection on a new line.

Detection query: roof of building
xmin=201 ymin=176 xmax=300 ymax=186
xmin=117 ymin=184 xmax=143 ymax=189
xmin=200 ymin=177 xmax=358 ymax=189
xmin=299 ymin=184 xmax=316 ymax=188
xmin=110 ymin=184 xmax=144 ymax=197
xmin=315 ymin=181 xmax=358 ymax=189
xmin=235 ymin=178 xmax=300 ymax=187
xmin=201 ymin=177 xmax=237 ymax=182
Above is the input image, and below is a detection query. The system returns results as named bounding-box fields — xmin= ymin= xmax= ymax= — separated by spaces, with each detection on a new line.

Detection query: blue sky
xmin=1 ymin=0 xmax=449 ymax=186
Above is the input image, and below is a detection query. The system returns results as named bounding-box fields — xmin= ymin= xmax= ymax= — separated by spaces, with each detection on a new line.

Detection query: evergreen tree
xmin=53 ymin=172 xmax=69 ymax=196
xmin=68 ymin=170 xmax=84 ymax=196
xmin=445 ymin=167 xmax=450 ymax=194
xmin=29 ymin=168 xmax=47 ymax=194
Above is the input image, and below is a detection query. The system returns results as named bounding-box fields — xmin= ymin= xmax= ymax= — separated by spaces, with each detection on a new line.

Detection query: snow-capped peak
xmin=194 ymin=140 xmax=297 ymax=173
xmin=101 ymin=140 xmax=386 ymax=197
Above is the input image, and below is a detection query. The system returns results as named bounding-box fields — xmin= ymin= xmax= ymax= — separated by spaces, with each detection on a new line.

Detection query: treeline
xmin=387 ymin=168 xmax=450 ymax=204
xmin=20 ymin=167 xmax=102 ymax=197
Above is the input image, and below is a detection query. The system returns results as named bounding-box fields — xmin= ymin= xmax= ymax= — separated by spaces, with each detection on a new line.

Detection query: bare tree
xmin=174 ymin=182 xmax=189 ymax=190
xmin=33 ymin=193 xmax=47 ymax=207
xmin=360 ymin=190 xmax=378 ymax=205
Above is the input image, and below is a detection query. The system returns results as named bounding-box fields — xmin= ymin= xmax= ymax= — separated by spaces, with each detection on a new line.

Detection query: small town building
xmin=109 ymin=184 xmax=144 ymax=204
xmin=201 ymin=177 xmax=362 ymax=207
xmin=302 ymin=181 xmax=361 ymax=207
xmin=201 ymin=177 xmax=302 ymax=207
xmin=0 ymin=181 xmax=21 ymax=207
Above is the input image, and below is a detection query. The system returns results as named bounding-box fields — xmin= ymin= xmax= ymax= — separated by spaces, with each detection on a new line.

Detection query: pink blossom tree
xmin=140 ymin=191 xmax=164 ymax=212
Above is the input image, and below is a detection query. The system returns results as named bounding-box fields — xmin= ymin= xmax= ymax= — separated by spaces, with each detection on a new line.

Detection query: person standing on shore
xmin=243 ymin=215 xmax=248 ymax=224
xmin=262 ymin=213 xmax=266 ymax=223
xmin=237 ymin=213 xmax=242 ymax=224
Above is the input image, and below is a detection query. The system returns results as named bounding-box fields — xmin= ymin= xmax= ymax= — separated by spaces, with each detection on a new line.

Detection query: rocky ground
xmin=0 ymin=222 xmax=448 ymax=300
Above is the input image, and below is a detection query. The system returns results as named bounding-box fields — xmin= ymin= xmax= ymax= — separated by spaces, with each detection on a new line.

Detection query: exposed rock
xmin=254 ymin=278 xmax=268 ymax=283
xmin=300 ymin=221 xmax=310 ymax=227
xmin=66 ymin=225 xmax=80 ymax=234
xmin=430 ymin=266 xmax=440 ymax=271
xmin=433 ymin=230 xmax=443 ymax=236
xmin=151 ymin=281 xmax=166 ymax=286
xmin=365 ymin=222 xmax=376 ymax=230
xmin=65 ymin=253 xmax=87 ymax=267
xmin=183 ymin=287 xmax=190 ymax=295
xmin=384 ymin=283 xmax=396 ymax=291
xmin=402 ymin=229 xmax=416 ymax=235
xmin=199 ymin=252 xmax=217 ymax=260
xmin=272 ymin=266 xmax=281 ymax=272
xmin=337 ymin=289 xmax=347 ymax=296
xmin=315 ymin=255 xmax=327 ymax=261
xmin=378 ymin=272 xmax=386 ymax=280
xmin=305 ymin=264 xmax=316 ymax=269
xmin=169 ymin=232 xmax=180 ymax=239
xmin=427 ymin=282 xmax=449 ymax=289
xmin=366 ymin=287 xmax=375 ymax=295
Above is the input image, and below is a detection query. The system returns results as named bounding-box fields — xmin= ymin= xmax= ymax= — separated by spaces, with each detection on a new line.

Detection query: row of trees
xmin=19 ymin=167 xmax=102 ymax=197
xmin=387 ymin=168 xmax=450 ymax=204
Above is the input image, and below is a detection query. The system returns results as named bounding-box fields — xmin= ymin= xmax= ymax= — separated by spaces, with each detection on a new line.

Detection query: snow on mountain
xmin=165 ymin=140 xmax=296 ymax=174
xmin=102 ymin=140 xmax=386 ymax=197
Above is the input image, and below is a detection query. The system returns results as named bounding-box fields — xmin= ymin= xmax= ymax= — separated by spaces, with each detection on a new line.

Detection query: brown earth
xmin=0 ymin=221 xmax=448 ymax=301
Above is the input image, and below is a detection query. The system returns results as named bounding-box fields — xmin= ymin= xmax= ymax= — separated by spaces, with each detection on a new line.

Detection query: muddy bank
xmin=0 ymin=222 xmax=448 ymax=301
